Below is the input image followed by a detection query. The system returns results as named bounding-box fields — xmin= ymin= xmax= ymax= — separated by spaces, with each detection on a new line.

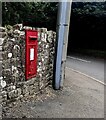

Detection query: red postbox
xmin=25 ymin=30 xmax=38 ymax=80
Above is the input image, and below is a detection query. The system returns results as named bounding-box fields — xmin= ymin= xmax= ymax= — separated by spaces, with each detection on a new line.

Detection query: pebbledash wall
xmin=0 ymin=25 xmax=56 ymax=104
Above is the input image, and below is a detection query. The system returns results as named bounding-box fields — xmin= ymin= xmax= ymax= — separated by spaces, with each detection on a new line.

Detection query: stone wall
xmin=0 ymin=26 xmax=56 ymax=104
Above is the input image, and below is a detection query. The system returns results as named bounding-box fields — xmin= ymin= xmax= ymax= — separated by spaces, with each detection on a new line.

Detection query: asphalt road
xmin=66 ymin=54 xmax=104 ymax=83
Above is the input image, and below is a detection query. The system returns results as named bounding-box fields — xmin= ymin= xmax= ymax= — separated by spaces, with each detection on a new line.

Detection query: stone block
xmin=0 ymin=27 xmax=6 ymax=32
xmin=6 ymin=85 xmax=16 ymax=92
xmin=25 ymin=78 xmax=35 ymax=86
xmin=0 ymin=95 xmax=2 ymax=103
xmin=8 ymin=90 xmax=17 ymax=99
xmin=1 ymin=91 xmax=7 ymax=101
xmin=17 ymin=88 xmax=22 ymax=96
xmin=22 ymin=85 xmax=29 ymax=96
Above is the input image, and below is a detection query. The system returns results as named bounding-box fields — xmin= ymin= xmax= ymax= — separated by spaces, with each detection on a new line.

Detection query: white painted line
xmin=67 ymin=56 xmax=91 ymax=63
xmin=66 ymin=67 xmax=106 ymax=86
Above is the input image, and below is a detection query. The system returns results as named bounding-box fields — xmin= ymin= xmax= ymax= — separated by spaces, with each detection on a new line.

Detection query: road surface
xmin=66 ymin=54 xmax=104 ymax=83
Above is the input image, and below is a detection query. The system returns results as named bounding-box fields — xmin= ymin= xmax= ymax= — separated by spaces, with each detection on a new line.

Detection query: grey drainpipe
xmin=55 ymin=0 xmax=72 ymax=90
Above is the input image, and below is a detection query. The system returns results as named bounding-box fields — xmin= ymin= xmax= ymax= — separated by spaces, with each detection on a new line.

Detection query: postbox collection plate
xmin=25 ymin=30 xmax=38 ymax=80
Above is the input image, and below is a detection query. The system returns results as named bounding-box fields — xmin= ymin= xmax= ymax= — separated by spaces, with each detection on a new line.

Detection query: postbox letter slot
xmin=29 ymin=36 xmax=37 ymax=40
